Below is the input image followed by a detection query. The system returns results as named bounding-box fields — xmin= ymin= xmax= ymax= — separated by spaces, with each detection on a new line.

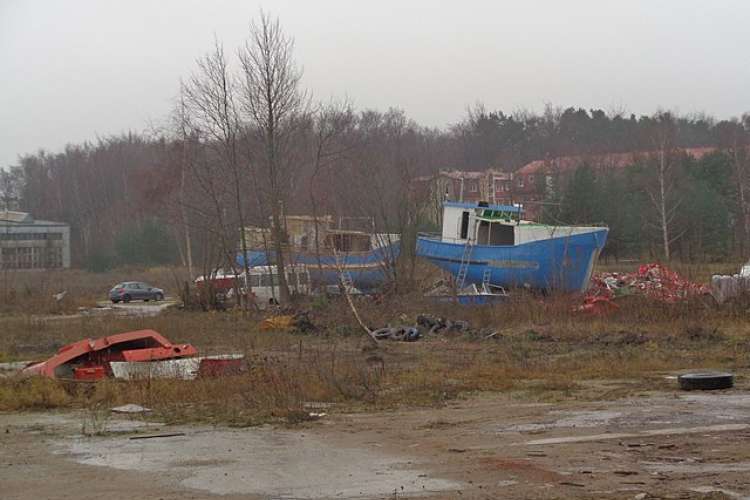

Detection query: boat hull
xmin=417 ymin=229 xmax=608 ymax=293
xmin=237 ymin=241 xmax=401 ymax=292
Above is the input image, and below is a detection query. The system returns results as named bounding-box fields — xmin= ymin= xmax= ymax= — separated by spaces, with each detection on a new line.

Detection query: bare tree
xmin=172 ymin=90 xmax=196 ymax=280
xmin=717 ymin=117 xmax=750 ymax=254
xmin=646 ymin=112 xmax=683 ymax=261
xmin=238 ymin=12 xmax=307 ymax=303
xmin=182 ymin=38 xmax=253 ymax=306
xmin=0 ymin=167 xmax=22 ymax=211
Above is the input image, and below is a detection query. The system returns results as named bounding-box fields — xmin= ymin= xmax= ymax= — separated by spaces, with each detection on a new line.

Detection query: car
xmin=109 ymin=281 xmax=165 ymax=303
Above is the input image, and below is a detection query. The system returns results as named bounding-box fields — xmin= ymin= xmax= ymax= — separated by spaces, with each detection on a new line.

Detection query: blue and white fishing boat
xmin=237 ymin=217 xmax=400 ymax=292
xmin=417 ymin=202 xmax=608 ymax=293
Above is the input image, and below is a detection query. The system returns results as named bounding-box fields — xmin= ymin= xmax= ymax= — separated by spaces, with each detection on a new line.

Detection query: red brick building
xmin=512 ymin=147 xmax=716 ymax=219
xmin=415 ymin=147 xmax=718 ymax=223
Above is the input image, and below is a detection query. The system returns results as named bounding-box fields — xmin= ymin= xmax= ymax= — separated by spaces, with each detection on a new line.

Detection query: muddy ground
xmin=3 ymin=385 xmax=750 ymax=500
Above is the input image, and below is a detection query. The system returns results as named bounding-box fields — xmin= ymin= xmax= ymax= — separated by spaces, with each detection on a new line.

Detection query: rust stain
xmin=479 ymin=457 xmax=564 ymax=482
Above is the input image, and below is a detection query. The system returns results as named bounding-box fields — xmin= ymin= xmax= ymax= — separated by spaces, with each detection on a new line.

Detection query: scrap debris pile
xmin=581 ymin=263 xmax=710 ymax=313
xmin=371 ymin=314 xmax=488 ymax=342
xmin=19 ymin=329 xmax=245 ymax=380
xmin=259 ymin=311 xmax=316 ymax=333
xmin=256 ymin=311 xmax=486 ymax=342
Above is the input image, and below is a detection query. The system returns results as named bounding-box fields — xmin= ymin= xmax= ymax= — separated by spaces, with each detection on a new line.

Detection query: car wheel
xmin=123 ymin=294 xmax=131 ymax=303
xmin=156 ymin=293 xmax=164 ymax=301
xmin=112 ymin=299 xmax=120 ymax=304
xmin=144 ymin=298 xmax=150 ymax=302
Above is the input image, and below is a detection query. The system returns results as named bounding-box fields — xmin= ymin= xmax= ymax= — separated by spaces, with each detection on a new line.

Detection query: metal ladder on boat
xmin=340 ymin=271 xmax=354 ymax=291
xmin=481 ymin=268 xmax=492 ymax=292
xmin=455 ymin=242 xmax=473 ymax=289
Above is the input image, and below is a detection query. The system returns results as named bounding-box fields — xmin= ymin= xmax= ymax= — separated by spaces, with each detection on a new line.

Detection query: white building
xmin=0 ymin=211 xmax=71 ymax=269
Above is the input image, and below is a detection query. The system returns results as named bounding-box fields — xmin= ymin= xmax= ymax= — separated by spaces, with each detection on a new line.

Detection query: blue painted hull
xmin=430 ymin=294 xmax=509 ymax=306
xmin=416 ymin=229 xmax=608 ymax=293
xmin=237 ymin=241 xmax=401 ymax=292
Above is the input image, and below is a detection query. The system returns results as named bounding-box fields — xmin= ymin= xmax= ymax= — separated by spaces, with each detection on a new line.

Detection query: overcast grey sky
xmin=1 ymin=0 xmax=749 ymax=168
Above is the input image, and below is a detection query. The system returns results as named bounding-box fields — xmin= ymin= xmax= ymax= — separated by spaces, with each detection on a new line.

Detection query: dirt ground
xmin=3 ymin=265 xmax=750 ymax=499
xmin=3 ymin=385 xmax=750 ymax=500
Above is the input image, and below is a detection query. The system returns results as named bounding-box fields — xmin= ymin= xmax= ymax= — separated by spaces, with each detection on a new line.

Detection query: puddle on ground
xmin=67 ymin=427 xmax=462 ymax=499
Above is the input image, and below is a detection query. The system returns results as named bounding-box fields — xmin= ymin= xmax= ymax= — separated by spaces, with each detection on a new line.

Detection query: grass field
xmin=1 ymin=262 xmax=748 ymax=426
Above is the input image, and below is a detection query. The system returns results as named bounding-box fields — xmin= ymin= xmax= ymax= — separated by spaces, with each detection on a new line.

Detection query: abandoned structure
xmin=412 ymin=169 xmax=514 ymax=225
xmin=238 ymin=215 xmax=400 ymax=291
xmin=0 ymin=211 xmax=70 ymax=269
xmin=242 ymin=215 xmax=392 ymax=254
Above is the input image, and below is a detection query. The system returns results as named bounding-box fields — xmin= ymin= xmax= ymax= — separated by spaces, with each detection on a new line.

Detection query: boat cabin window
xmin=326 ymin=232 xmax=372 ymax=252
xmin=459 ymin=211 xmax=470 ymax=239
xmin=477 ymin=220 xmax=514 ymax=245
xmin=260 ymin=273 xmax=280 ymax=287
xmin=252 ymin=270 xmax=308 ymax=288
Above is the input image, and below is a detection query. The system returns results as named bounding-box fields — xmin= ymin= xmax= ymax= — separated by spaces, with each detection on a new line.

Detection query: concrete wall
xmin=0 ymin=223 xmax=70 ymax=269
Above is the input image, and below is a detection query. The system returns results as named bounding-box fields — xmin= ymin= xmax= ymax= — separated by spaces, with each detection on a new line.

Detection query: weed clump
xmin=0 ymin=377 xmax=71 ymax=410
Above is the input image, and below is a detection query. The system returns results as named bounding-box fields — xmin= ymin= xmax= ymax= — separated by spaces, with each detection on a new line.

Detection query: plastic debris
xmin=710 ymin=274 xmax=750 ymax=304
xmin=259 ymin=312 xmax=316 ymax=333
xmin=260 ymin=315 xmax=296 ymax=332
xmin=111 ymin=404 xmax=152 ymax=414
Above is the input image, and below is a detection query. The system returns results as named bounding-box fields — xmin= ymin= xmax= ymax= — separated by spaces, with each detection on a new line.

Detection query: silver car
xmin=109 ymin=281 xmax=164 ymax=303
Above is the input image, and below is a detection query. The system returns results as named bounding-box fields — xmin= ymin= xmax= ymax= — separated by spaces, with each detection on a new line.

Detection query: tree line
xmin=541 ymin=112 xmax=750 ymax=262
xmin=1 ymin=13 xmax=749 ymax=286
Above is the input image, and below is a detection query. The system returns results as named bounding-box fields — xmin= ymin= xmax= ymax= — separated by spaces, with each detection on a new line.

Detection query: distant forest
xmin=1 ymin=18 xmax=748 ymax=272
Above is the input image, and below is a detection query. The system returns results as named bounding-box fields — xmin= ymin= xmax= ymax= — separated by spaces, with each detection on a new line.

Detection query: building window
xmin=528 ymin=174 xmax=535 ymax=184
xmin=517 ymin=177 xmax=525 ymax=188
xmin=0 ymin=232 xmax=63 ymax=241
xmin=469 ymin=182 xmax=478 ymax=193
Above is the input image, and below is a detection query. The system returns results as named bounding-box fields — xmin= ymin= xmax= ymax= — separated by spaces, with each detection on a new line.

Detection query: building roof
xmin=0 ymin=210 xmax=68 ymax=227
xmin=0 ymin=210 xmax=33 ymax=223
xmin=440 ymin=170 xmax=485 ymax=180
xmin=413 ymin=169 xmax=512 ymax=183
xmin=516 ymin=147 xmax=717 ymax=175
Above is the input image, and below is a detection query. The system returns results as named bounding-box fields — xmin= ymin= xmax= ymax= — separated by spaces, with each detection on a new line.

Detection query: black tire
xmin=678 ymin=372 xmax=734 ymax=391
xmin=156 ymin=293 xmax=164 ymax=301
xmin=372 ymin=327 xmax=393 ymax=340
xmin=123 ymin=294 xmax=131 ymax=303
xmin=111 ymin=299 xmax=120 ymax=304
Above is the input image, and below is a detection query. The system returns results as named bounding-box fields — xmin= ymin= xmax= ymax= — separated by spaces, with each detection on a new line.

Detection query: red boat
xmin=22 ymin=329 xmax=198 ymax=380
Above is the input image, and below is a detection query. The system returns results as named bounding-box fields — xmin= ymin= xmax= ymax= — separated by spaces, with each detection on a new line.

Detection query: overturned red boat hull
xmin=22 ymin=329 xmax=198 ymax=379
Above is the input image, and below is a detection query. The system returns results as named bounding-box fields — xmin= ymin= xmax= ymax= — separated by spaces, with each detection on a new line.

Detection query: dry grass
xmin=0 ymin=266 xmax=185 ymax=315
xmin=1 ymin=263 xmax=749 ymax=425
